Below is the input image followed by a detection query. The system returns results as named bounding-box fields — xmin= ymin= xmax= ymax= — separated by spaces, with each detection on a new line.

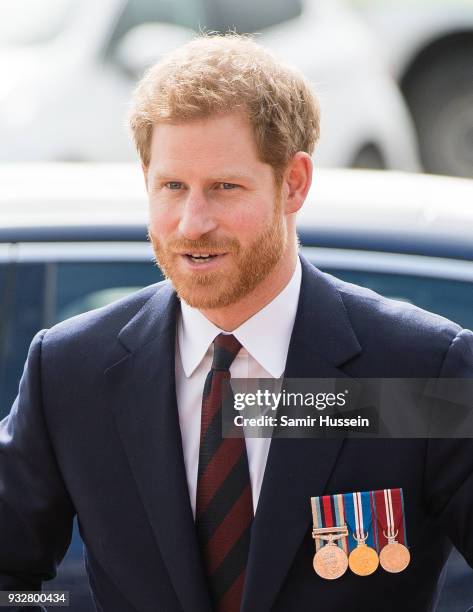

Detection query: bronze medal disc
xmin=348 ymin=544 xmax=379 ymax=576
xmin=379 ymin=542 xmax=410 ymax=573
xmin=313 ymin=544 xmax=348 ymax=580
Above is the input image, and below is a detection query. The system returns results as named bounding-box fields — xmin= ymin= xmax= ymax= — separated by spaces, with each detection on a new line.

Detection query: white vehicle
xmin=351 ymin=0 xmax=473 ymax=178
xmin=0 ymin=0 xmax=419 ymax=171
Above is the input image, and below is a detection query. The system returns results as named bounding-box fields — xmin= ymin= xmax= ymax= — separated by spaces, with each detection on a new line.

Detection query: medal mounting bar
xmin=312 ymin=525 xmax=348 ymax=539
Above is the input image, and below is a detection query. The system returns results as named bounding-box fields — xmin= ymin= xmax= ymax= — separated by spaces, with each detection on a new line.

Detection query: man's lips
xmin=176 ymin=251 xmax=228 ymax=256
xmin=178 ymin=252 xmax=229 ymax=268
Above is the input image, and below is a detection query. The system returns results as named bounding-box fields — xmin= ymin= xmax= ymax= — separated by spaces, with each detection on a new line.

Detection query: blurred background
xmin=0 ymin=0 xmax=472 ymax=176
xmin=1 ymin=0 xmax=473 ymax=610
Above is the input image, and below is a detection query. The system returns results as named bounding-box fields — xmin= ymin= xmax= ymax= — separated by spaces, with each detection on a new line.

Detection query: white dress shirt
xmin=175 ymin=257 xmax=302 ymax=517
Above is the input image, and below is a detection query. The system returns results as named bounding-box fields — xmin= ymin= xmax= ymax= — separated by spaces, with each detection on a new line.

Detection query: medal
xmin=313 ymin=532 xmax=349 ymax=579
xmin=374 ymin=488 xmax=410 ymax=573
xmin=348 ymin=533 xmax=379 ymax=576
xmin=344 ymin=491 xmax=379 ymax=576
xmin=311 ymin=488 xmax=410 ymax=578
xmin=311 ymin=495 xmax=349 ymax=580
xmin=379 ymin=530 xmax=411 ymax=573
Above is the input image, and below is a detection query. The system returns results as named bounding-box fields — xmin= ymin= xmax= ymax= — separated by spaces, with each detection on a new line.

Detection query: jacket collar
xmin=116 ymin=254 xmax=360 ymax=366
xmin=178 ymin=256 xmax=302 ymax=378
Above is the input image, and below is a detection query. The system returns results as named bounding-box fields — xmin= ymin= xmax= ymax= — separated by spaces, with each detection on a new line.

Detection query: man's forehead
xmin=150 ymin=113 xmax=258 ymax=155
xmin=152 ymin=110 xmax=251 ymax=132
xmin=148 ymin=118 xmax=270 ymax=181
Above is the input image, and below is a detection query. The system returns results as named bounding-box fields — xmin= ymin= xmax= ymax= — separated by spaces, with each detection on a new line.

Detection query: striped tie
xmin=196 ymin=334 xmax=253 ymax=612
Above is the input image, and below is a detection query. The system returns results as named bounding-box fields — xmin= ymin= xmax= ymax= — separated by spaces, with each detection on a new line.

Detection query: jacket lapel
xmin=242 ymin=255 xmax=362 ymax=612
xmin=104 ymin=282 xmax=212 ymax=612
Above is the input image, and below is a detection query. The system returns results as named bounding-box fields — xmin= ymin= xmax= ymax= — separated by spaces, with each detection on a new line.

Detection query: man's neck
xmin=199 ymin=249 xmax=298 ymax=331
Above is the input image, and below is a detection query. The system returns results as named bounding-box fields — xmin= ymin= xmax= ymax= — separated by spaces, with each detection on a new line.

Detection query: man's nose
xmin=178 ymin=191 xmax=217 ymax=240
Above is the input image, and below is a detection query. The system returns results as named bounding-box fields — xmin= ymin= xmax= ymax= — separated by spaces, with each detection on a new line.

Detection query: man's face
xmin=146 ymin=112 xmax=288 ymax=309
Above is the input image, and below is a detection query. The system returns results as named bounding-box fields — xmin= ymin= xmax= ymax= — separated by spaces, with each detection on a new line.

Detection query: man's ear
xmin=282 ymin=152 xmax=313 ymax=215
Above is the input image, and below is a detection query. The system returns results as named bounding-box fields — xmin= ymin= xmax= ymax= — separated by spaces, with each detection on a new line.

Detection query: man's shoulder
xmin=330 ymin=272 xmax=459 ymax=331
xmin=321 ymin=269 xmax=464 ymax=375
xmin=300 ymin=257 xmax=462 ymax=344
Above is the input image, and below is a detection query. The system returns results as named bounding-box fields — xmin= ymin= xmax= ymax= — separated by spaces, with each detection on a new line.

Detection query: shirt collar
xmin=178 ymin=257 xmax=302 ymax=378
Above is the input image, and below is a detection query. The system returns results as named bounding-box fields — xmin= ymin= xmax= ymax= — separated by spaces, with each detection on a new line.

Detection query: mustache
xmin=148 ymin=230 xmax=239 ymax=253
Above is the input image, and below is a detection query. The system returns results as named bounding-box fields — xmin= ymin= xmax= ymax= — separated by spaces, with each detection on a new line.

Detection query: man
xmin=1 ymin=34 xmax=473 ymax=612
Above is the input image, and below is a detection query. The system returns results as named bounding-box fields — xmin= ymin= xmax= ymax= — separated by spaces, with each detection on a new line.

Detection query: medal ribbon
xmin=343 ymin=491 xmax=376 ymax=552
xmin=373 ymin=488 xmax=408 ymax=549
xmin=311 ymin=494 xmax=348 ymax=554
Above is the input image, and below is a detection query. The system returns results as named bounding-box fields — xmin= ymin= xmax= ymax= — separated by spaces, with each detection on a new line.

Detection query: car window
xmin=0 ymin=263 xmax=7 ymax=328
xmin=54 ymin=261 xmax=163 ymax=324
xmin=206 ymin=0 xmax=303 ymax=32
xmin=0 ymin=263 xmax=46 ymax=419
xmin=0 ymin=260 xmax=163 ymax=419
xmin=321 ymin=268 xmax=473 ymax=331
xmin=0 ymin=262 xmax=10 ymax=415
xmin=109 ymin=0 xmax=207 ymax=47
xmin=109 ymin=0 xmax=302 ymax=47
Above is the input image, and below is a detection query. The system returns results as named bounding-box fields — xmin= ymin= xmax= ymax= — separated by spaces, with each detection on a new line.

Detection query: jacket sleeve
xmin=423 ymin=328 xmax=473 ymax=567
xmin=0 ymin=329 xmax=75 ymax=605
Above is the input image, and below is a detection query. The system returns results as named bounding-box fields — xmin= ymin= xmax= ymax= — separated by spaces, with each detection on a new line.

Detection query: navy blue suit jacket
xmin=1 ymin=255 xmax=473 ymax=611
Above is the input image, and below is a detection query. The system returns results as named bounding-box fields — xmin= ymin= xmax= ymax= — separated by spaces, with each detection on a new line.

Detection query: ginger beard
xmin=149 ymin=195 xmax=287 ymax=309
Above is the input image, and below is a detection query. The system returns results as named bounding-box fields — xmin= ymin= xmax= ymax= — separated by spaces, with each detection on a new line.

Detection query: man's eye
xmin=165 ymin=182 xmax=183 ymax=190
xmin=218 ymin=183 xmax=237 ymax=190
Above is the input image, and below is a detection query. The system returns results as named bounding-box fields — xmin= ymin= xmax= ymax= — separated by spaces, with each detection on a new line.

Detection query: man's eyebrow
xmin=149 ymin=173 xmax=181 ymax=182
xmin=212 ymin=173 xmax=256 ymax=184
xmin=150 ymin=171 xmax=256 ymax=183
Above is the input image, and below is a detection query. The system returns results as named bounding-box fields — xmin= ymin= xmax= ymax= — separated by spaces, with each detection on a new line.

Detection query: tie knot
xmin=211 ymin=333 xmax=242 ymax=371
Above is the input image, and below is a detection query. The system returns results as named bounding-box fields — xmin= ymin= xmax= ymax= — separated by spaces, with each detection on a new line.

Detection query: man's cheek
xmin=149 ymin=220 xmax=175 ymax=243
